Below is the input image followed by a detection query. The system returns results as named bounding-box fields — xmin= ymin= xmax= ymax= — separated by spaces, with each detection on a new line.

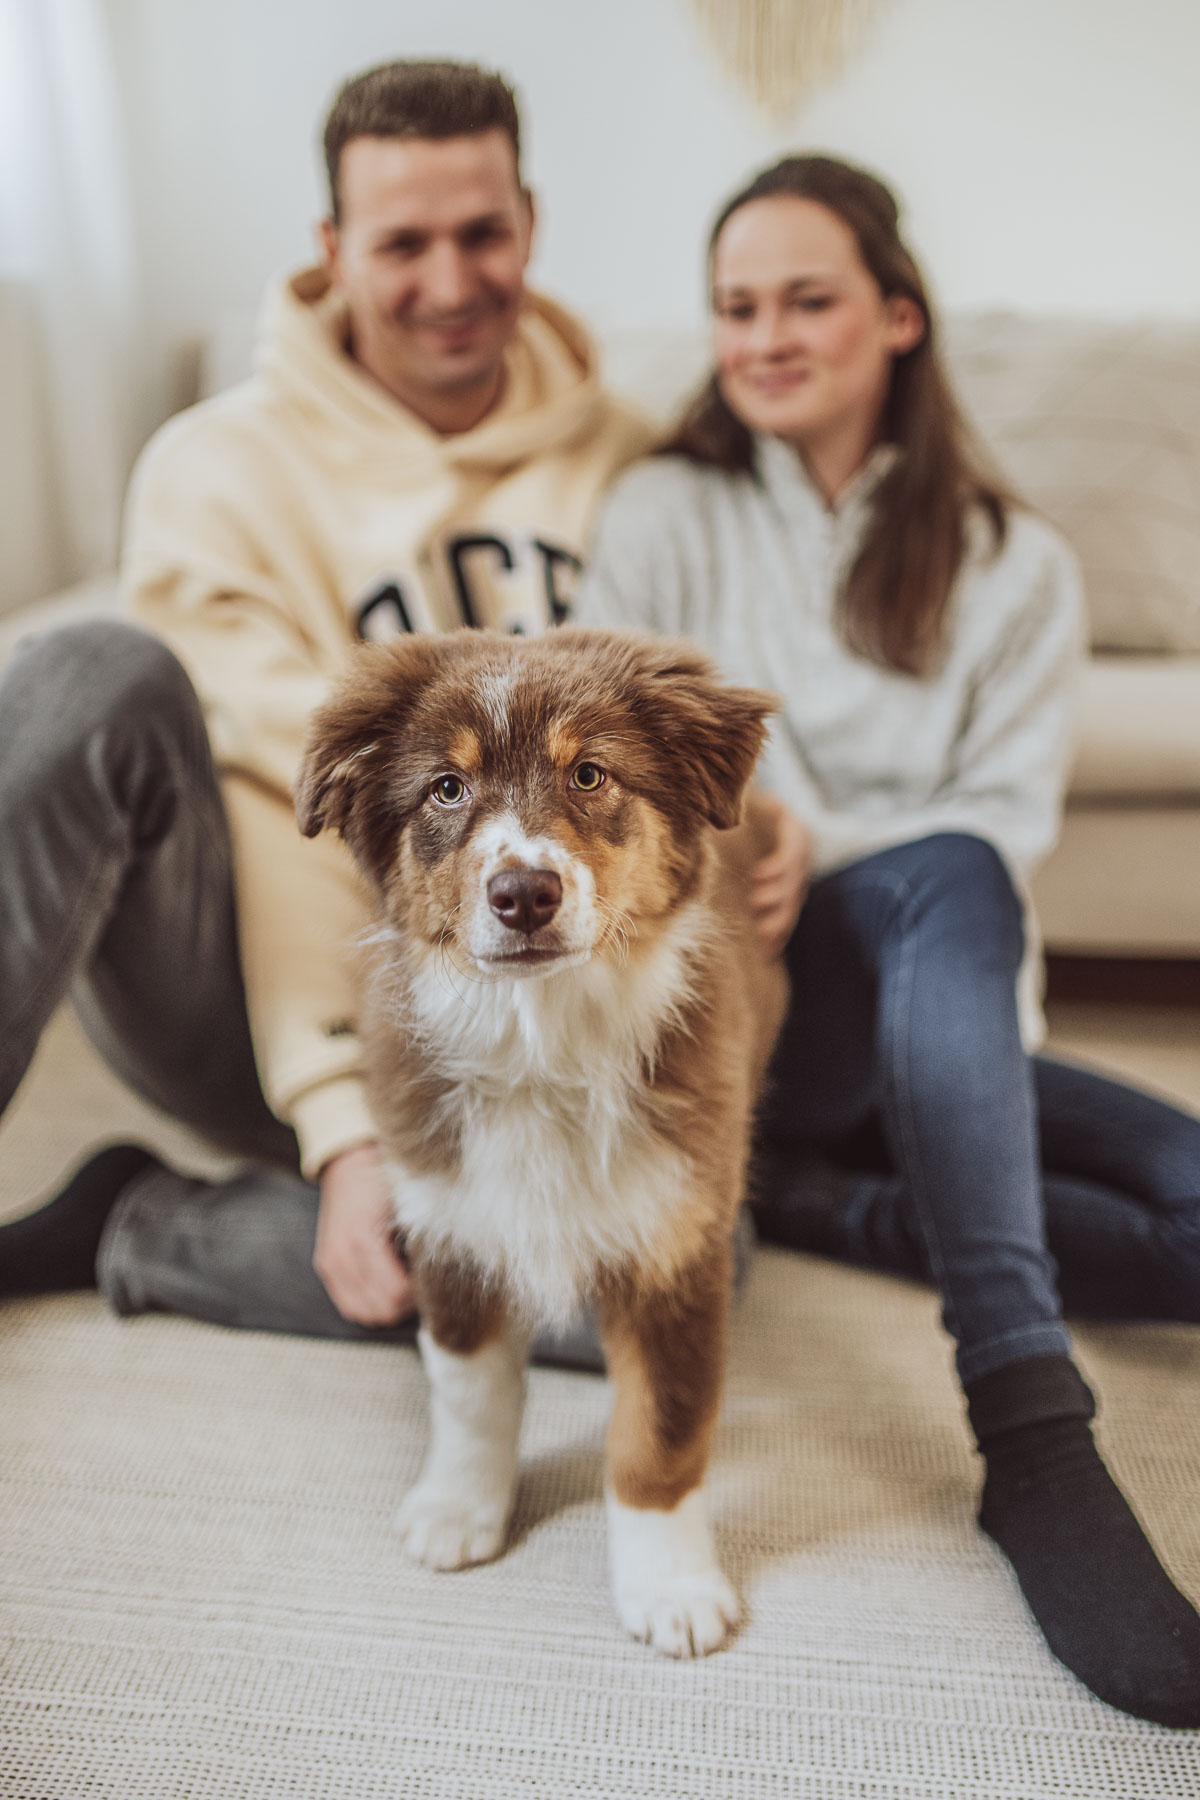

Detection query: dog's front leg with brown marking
xmin=393 ymin=1257 xmax=529 ymax=1571
xmin=600 ymin=1257 xmax=738 ymax=1657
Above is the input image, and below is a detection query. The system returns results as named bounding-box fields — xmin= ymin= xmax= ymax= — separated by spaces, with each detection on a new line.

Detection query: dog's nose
xmin=487 ymin=868 xmax=562 ymax=935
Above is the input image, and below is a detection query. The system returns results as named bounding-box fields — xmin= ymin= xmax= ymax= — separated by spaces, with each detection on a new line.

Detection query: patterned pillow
xmin=943 ymin=314 xmax=1200 ymax=652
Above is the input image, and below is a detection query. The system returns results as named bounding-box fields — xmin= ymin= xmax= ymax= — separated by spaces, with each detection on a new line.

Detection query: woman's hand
xmin=751 ymin=795 xmax=813 ymax=957
xmin=315 ymin=1141 xmax=418 ymax=1325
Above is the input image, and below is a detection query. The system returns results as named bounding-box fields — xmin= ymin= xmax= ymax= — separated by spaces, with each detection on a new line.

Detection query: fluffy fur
xmin=297 ymin=626 xmax=786 ymax=1656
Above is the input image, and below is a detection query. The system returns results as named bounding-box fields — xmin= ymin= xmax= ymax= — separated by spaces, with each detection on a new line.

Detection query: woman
xmin=577 ymin=154 xmax=1200 ymax=1726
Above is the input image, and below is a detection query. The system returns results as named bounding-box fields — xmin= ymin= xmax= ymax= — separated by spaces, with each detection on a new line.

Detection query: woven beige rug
xmin=4 ymin=1244 xmax=1200 ymax=1797
xmin=4 ymin=1002 xmax=1200 ymax=1795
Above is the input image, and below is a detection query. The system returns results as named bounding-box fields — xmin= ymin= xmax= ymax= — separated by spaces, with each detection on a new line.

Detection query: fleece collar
xmin=754 ymin=432 xmax=900 ymax=551
xmin=254 ymin=264 xmax=610 ymax=473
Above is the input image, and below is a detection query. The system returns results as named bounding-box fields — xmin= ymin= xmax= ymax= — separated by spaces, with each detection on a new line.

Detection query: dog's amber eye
xmin=431 ymin=775 xmax=468 ymax=807
xmin=570 ymin=762 xmax=605 ymax=793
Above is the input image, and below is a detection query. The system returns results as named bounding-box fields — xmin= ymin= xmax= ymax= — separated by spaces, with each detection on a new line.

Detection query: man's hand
xmin=750 ymin=796 xmax=813 ymax=958
xmin=315 ymin=1142 xmax=418 ymax=1326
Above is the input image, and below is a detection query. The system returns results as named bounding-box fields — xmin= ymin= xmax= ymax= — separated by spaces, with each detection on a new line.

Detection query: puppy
xmin=296 ymin=626 xmax=786 ymax=1657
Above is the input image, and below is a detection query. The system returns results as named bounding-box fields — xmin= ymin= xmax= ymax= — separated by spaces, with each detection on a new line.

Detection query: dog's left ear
xmin=631 ymin=640 xmax=779 ymax=830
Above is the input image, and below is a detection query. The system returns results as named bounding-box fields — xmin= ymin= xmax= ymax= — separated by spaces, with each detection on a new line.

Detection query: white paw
xmin=393 ymin=1483 xmax=510 ymax=1570
xmin=606 ymin=1486 xmax=740 ymax=1657
xmin=615 ymin=1566 xmax=740 ymax=1658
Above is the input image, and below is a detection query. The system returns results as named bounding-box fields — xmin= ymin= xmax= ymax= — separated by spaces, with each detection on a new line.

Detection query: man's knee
xmin=5 ymin=620 xmax=202 ymax=757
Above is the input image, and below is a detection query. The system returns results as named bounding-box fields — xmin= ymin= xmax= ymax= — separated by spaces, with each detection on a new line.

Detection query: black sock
xmin=0 ymin=1145 xmax=159 ymax=1297
xmin=968 ymin=1353 xmax=1200 ymax=1727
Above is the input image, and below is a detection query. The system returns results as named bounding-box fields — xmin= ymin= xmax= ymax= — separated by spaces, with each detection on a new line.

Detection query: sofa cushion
xmin=1033 ymin=804 xmax=1200 ymax=953
xmin=1071 ymin=655 xmax=1200 ymax=798
xmin=943 ymin=314 xmax=1200 ymax=653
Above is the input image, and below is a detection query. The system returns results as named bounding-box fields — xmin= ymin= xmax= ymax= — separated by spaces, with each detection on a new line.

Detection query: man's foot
xmin=968 ymin=1353 xmax=1200 ymax=1727
xmin=0 ymin=1144 xmax=158 ymax=1296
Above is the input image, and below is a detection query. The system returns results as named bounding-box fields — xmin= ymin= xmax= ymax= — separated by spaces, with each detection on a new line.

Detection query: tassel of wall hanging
xmin=686 ymin=0 xmax=893 ymax=119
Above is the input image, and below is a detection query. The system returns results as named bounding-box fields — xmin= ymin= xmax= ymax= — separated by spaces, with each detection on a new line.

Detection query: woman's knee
xmin=910 ymin=830 xmax=1015 ymax=892
xmin=897 ymin=832 xmax=1023 ymax=953
xmin=804 ymin=832 xmax=1024 ymax=979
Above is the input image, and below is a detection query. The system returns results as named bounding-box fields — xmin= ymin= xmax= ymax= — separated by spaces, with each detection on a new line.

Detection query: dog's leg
xmin=394 ymin=1264 xmax=528 ymax=1571
xmin=600 ymin=1252 xmax=738 ymax=1657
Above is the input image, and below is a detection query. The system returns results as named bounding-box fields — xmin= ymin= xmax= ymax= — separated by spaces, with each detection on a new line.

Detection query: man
xmin=0 ymin=60 xmax=650 ymax=1341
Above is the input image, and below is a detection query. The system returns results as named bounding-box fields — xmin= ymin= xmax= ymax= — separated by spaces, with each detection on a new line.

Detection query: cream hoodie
xmin=123 ymin=266 xmax=652 ymax=1174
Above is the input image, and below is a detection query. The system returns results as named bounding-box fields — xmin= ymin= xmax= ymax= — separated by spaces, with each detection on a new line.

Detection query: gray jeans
xmin=0 ymin=619 xmax=693 ymax=1365
xmin=0 ymin=618 xmax=396 ymax=1338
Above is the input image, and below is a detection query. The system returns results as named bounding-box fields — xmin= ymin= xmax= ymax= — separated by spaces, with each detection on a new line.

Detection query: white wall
xmin=106 ymin=0 xmax=1200 ymax=436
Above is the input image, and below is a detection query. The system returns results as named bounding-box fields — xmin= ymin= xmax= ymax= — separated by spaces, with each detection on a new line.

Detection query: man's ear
xmin=317 ymin=215 xmax=341 ymax=286
xmin=629 ymin=638 xmax=778 ymax=830
xmin=520 ymin=187 xmax=537 ymax=268
xmin=295 ymin=636 xmax=451 ymax=876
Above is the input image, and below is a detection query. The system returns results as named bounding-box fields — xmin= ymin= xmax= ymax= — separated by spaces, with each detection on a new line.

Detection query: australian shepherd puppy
xmin=296 ymin=626 xmax=786 ymax=1658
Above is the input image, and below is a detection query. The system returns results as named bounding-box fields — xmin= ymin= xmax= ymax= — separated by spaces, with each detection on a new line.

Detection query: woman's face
xmin=711 ymin=195 xmax=923 ymax=452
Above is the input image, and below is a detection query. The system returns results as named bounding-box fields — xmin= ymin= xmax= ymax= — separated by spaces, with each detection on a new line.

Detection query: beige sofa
xmin=946 ymin=314 xmax=1200 ymax=955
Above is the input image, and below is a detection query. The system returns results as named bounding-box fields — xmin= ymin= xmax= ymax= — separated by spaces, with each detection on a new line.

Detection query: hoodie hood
xmin=254 ymin=265 xmax=612 ymax=473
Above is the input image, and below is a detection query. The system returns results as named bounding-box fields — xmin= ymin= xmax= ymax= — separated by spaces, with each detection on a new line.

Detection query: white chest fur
xmin=379 ymin=914 xmax=706 ymax=1326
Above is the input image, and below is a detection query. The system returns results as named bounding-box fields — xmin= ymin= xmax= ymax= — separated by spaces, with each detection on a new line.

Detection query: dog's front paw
xmin=393 ymin=1484 xmax=510 ymax=1570
xmin=606 ymin=1487 xmax=740 ymax=1657
xmin=615 ymin=1566 xmax=740 ymax=1658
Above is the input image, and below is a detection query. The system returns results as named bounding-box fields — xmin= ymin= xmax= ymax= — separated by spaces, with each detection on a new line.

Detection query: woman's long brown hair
xmin=663 ymin=155 xmax=1014 ymax=677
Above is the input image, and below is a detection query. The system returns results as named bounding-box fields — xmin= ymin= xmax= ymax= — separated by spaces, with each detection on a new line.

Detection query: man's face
xmin=320 ymin=130 xmax=534 ymax=415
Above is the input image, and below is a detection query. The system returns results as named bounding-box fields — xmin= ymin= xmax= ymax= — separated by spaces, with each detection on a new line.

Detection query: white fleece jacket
xmin=123 ymin=266 xmax=651 ymax=1174
xmin=579 ymin=436 xmax=1086 ymax=881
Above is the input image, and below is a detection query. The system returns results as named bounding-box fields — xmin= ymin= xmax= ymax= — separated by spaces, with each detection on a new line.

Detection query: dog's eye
xmin=431 ymin=775 xmax=468 ymax=807
xmin=570 ymin=762 xmax=605 ymax=793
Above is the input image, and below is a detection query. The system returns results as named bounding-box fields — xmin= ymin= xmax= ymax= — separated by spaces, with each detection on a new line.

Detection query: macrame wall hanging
xmin=686 ymin=0 xmax=894 ymax=120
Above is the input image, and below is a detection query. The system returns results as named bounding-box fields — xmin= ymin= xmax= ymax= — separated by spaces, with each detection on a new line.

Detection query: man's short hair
xmin=323 ymin=60 xmax=522 ymax=222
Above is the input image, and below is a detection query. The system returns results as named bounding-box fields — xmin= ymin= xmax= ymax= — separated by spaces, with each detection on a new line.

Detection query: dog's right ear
xmin=295 ymin=636 xmax=450 ymax=869
xmin=295 ymin=686 xmax=388 ymax=842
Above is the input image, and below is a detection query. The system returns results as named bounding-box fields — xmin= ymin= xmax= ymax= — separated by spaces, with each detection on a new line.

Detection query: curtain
xmin=0 ymin=0 xmax=139 ymax=614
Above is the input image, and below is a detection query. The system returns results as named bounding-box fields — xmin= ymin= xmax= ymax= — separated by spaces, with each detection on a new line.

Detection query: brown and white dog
xmin=296 ymin=626 xmax=786 ymax=1657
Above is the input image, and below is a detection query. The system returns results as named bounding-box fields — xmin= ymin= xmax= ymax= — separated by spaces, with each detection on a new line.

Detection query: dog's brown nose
xmin=487 ymin=868 xmax=562 ymax=935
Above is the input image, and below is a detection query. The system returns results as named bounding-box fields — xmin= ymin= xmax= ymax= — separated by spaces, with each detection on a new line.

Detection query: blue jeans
xmin=759 ymin=833 xmax=1200 ymax=1384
